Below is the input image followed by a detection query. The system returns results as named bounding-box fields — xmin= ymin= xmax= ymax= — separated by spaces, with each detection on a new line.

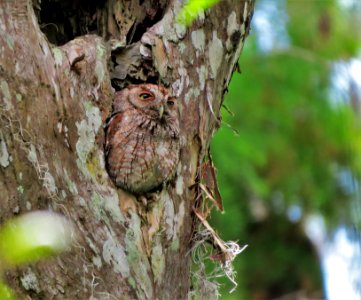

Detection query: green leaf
xmin=0 ymin=282 xmax=17 ymax=300
xmin=0 ymin=211 xmax=74 ymax=267
xmin=177 ymin=0 xmax=220 ymax=26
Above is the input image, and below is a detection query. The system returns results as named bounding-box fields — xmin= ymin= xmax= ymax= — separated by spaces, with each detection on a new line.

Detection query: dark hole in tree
xmin=33 ymin=0 xmax=101 ymax=46
xmin=126 ymin=7 xmax=165 ymax=44
xmin=111 ymin=75 xmax=160 ymax=92
xmin=33 ymin=0 xmax=165 ymax=89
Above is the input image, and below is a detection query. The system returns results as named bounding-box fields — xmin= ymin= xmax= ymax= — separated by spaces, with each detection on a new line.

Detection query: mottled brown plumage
xmin=105 ymin=84 xmax=180 ymax=194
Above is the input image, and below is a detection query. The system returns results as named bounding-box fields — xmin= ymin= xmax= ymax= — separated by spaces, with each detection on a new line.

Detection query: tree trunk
xmin=0 ymin=0 xmax=254 ymax=298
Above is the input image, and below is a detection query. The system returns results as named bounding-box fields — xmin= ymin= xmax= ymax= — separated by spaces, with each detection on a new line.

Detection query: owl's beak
xmin=159 ymin=105 xmax=164 ymax=119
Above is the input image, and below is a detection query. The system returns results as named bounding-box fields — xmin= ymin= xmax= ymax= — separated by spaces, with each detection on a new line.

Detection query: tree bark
xmin=0 ymin=0 xmax=254 ymax=298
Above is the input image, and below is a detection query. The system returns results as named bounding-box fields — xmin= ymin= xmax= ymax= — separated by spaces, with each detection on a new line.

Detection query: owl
xmin=105 ymin=84 xmax=180 ymax=194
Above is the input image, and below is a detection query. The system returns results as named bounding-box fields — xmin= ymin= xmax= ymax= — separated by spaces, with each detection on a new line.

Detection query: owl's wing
xmin=104 ymin=113 xmax=124 ymax=155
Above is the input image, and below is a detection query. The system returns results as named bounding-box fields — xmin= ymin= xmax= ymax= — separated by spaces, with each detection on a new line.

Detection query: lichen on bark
xmin=0 ymin=0 xmax=254 ymax=298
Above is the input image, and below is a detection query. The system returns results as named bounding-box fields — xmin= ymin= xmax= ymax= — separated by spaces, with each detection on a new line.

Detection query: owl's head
xmin=113 ymin=84 xmax=178 ymax=121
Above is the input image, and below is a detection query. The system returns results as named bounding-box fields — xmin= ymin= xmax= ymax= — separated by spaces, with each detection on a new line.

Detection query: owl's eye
xmin=139 ymin=93 xmax=153 ymax=100
xmin=167 ymin=100 xmax=175 ymax=106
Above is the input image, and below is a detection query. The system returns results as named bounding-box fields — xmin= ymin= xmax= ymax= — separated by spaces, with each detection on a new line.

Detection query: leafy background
xmin=209 ymin=0 xmax=361 ymax=299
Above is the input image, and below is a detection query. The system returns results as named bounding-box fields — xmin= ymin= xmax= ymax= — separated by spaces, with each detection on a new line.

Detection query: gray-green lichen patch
xmin=184 ymin=87 xmax=200 ymax=104
xmin=90 ymin=191 xmax=125 ymax=223
xmin=163 ymin=191 xmax=175 ymax=241
xmin=103 ymin=189 xmax=125 ymax=223
xmin=0 ymin=137 xmax=10 ymax=168
xmin=17 ymin=185 xmax=24 ymax=194
xmin=16 ymin=93 xmax=23 ymax=102
xmin=191 ymin=29 xmax=205 ymax=53
xmin=197 ymin=65 xmax=207 ymax=90
xmin=1 ymin=80 xmax=10 ymax=99
xmin=75 ymin=101 xmax=102 ymax=177
xmin=128 ymin=277 xmax=137 ymax=290
xmin=176 ymin=175 xmax=184 ymax=196
xmin=226 ymin=12 xmax=240 ymax=51
xmin=159 ymin=6 xmax=186 ymax=42
xmin=125 ymin=212 xmax=153 ymax=299
xmin=94 ymin=44 xmax=107 ymax=87
xmin=102 ymin=237 xmax=130 ymax=277
xmin=151 ymin=239 xmax=165 ymax=285
xmin=52 ymin=48 xmax=63 ymax=66
xmin=43 ymin=168 xmax=57 ymax=196
xmin=171 ymin=238 xmax=180 ymax=251
xmin=63 ymin=168 xmax=78 ymax=195
xmin=26 ymin=201 xmax=32 ymax=210
xmin=178 ymin=42 xmax=187 ymax=54
xmin=6 ymin=34 xmax=14 ymax=50
xmin=174 ymin=66 xmax=188 ymax=98
xmin=27 ymin=144 xmax=38 ymax=165
xmin=78 ymin=196 xmax=86 ymax=207
xmin=20 ymin=268 xmax=40 ymax=293
xmin=92 ymin=255 xmax=102 ymax=269
xmin=90 ymin=192 xmax=108 ymax=221
xmin=1 ymin=80 xmax=13 ymax=110
xmin=208 ymin=32 xmax=224 ymax=79
xmin=60 ymin=189 xmax=67 ymax=199
xmin=227 ymin=12 xmax=238 ymax=36
xmin=177 ymin=201 xmax=186 ymax=228
xmin=173 ymin=201 xmax=185 ymax=248
xmin=95 ymin=60 xmax=105 ymax=87
xmin=157 ymin=10 xmax=171 ymax=38
xmin=175 ymin=22 xmax=186 ymax=40
xmin=96 ymin=43 xmax=107 ymax=59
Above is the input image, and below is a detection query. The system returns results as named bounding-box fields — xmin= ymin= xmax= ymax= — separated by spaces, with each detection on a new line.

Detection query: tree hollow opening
xmin=33 ymin=0 xmax=102 ymax=46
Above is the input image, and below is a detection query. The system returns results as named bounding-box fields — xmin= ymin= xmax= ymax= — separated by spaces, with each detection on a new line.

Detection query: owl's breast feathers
xmin=105 ymin=107 xmax=180 ymax=194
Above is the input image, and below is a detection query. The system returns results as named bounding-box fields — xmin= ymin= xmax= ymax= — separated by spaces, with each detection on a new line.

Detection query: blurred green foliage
xmin=177 ymin=0 xmax=220 ymax=25
xmin=210 ymin=0 xmax=361 ymax=298
xmin=0 ymin=211 xmax=73 ymax=299
xmin=0 ymin=282 xmax=16 ymax=300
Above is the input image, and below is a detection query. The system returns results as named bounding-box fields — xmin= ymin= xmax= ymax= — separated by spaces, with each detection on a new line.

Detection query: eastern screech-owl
xmin=105 ymin=84 xmax=180 ymax=194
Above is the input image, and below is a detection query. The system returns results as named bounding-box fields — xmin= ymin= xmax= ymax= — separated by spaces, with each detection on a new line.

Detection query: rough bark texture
xmin=0 ymin=0 xmax=254 ymax=299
